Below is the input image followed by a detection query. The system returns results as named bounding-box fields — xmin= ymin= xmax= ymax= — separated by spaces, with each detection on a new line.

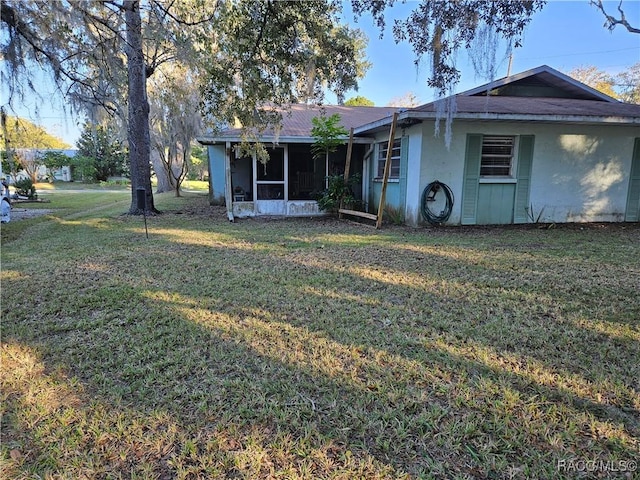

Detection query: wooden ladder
xmin=338 ymin=112 xmax=398 ymax=229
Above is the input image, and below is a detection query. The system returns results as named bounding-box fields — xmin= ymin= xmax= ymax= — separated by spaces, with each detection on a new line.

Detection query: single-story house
xmin=198 ymin=65 xmax=640 ymax=225
xmin=198 ymin=105 xmax=398 ymax=219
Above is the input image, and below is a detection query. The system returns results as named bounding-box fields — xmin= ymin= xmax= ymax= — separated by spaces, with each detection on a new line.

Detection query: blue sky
xmin=5 ymin=0 xmax=640 ymax=146
xmin=337 ymin=0 xmax=640 ymax=105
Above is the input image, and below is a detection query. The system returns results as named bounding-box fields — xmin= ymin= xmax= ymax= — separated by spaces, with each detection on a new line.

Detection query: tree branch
xmin=149 ymin=0 xmax=219 ymax=27
xmin=590 ymin=0 xmax=640 ymax=34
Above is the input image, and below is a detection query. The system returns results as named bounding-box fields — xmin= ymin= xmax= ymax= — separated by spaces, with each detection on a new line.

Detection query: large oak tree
xmin=1 ymin=0 xmax=369 ymax=213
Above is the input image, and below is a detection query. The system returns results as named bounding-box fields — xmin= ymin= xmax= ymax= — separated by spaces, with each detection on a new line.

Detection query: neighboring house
xmin=40 ymin=149 xmax=76 ymax=182
xmin=199 ymin=65 xmax=640 ymax=225
xmin=2 ymin=149 xmax=76 ymax=183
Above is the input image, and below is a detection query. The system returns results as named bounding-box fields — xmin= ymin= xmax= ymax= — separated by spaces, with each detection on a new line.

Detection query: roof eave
xmin=197 ymin=135 xmax=376 ymax=145
xmin=353 ymin=111 xmax=640 ymax=134
xmin=353 ymin=111 xmax=416 ymax=135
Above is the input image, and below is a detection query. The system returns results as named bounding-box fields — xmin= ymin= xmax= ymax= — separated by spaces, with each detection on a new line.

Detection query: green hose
xmin=421 ymin=180 xmax=454 ymax=225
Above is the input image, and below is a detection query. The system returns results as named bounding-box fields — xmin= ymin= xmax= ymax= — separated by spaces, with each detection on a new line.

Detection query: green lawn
xmin=1 ymin=193 xmax=639 ymax=479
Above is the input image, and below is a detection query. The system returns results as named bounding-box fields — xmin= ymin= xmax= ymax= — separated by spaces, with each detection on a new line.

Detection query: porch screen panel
xmin=257 ymin=149 xmax=284 ymax=181
xmin=288 ymin=144 xmax=320 ymax=200
xmin=257 ymin=148 xmax=285 ymax=200
xmin=461 ymin=134 xmax=483 ymax=225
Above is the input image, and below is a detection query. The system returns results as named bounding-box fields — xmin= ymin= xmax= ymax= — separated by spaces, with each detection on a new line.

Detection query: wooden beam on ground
xmin=339 ymin=128 xmax=354 ymax=220
xmin=338 ymin=208 xmax=378 ymax=221
xmin=376 ymin=112 xmax=398 ymax=229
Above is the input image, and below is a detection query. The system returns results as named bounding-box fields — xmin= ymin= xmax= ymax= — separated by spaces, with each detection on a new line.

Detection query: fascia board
xmin=404 ymin=111 xmax=640 ymax=124
xmin=197 ymin=135 xmax=376 ymax=145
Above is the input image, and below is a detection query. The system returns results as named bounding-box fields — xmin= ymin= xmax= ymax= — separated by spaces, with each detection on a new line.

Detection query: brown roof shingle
xmin=215 ymin=104 xmax=399 ymax=139
xmin=411 ymin=96 xmax=640 ymax=118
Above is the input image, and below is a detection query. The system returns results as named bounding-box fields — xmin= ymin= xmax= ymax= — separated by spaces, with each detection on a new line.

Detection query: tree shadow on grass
xmin=2 ymin=213 xmax=639 ymax=478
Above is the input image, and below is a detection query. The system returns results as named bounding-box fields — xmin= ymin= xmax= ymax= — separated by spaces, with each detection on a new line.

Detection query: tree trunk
xmin=124 ymin=0 xmax=157 ymax=214
xmin=151 ymin=149 xmax=172 ymax=193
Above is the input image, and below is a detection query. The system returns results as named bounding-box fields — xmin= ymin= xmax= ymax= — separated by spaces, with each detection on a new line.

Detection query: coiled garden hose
xmin=421 ymin=180 xmax=454 ymax=225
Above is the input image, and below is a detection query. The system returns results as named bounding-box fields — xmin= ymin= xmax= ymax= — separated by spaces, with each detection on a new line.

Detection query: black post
xmin=136 ymin=187 xmax=148 ymax=239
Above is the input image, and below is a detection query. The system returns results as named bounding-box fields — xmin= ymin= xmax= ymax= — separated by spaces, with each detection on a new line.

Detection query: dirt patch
xmin=7 ymin=208 xmax=55 ymax=221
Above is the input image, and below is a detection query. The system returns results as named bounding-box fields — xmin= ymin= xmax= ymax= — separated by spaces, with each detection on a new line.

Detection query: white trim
xmin=479 ymin=178 xmax=517 ymax=184
xmin=225 ymin=141 xmax=234 ymax=221
xmin=373 ymin=178 xmax=400 ymax=183
xmin=251 ymin=150 xmax=258 ymax=214
xmin=197 ymin=135 xmax=376 ymax=145
xmin=284 ymin=145 xmax=289 ymax=202
xmin=354 ymin=111 xmax=640 ymax=136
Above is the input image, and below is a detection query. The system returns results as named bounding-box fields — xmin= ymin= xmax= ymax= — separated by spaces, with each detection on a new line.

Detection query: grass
xmin=34 ymin=181 xmax=130 ymax=191
xmin=34 ymin=180 xmax=208 ymax=192
xmin=1 ymin=192 xmax=639 ymax=479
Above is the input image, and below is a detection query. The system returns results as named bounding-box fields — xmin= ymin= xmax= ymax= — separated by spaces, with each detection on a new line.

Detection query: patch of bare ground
xmin=6 ymin=208 xmax=55 ymax=221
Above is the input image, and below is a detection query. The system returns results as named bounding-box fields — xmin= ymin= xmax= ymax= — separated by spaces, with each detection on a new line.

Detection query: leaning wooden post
xmin=376 ymin=112 xmax=398 ymax=229
xmin=339 ymin=128 xmax=354 ymax=220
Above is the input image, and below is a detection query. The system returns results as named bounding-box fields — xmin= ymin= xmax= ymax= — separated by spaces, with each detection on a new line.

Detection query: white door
xmin=255 ymin=146 xmax=287 ymax=215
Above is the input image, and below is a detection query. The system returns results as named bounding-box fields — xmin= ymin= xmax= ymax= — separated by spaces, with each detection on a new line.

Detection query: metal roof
xmin=198 ymin=104 xmax=399 ymax=144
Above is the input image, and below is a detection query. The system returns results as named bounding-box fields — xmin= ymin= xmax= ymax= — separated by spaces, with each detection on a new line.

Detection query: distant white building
xmin=1 ymin=149 xmax=76 ymax=183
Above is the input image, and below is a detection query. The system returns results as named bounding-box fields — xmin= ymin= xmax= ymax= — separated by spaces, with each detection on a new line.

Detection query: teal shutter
xmin=514 ymin=135 xmax=535 ymax=223
xmin=399 ymin=136 xmax=409 ymax=212
xmin=461 ymin=134 xmax=482 ymax=224
xmin=625 ymin=138 xmax=640 ymax=222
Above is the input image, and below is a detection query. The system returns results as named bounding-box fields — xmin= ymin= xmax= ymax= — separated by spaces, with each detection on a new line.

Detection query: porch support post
xmin=224 ymin=141 xmax=234 ymax=222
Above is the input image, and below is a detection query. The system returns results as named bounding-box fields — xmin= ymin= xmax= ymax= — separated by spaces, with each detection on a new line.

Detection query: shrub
xmin=384 ymin=205 xmax=405 ymax=225
xmin=315 ymin=174 xmax=361 ymax=213
xmin=14 ymin=178 xmax=37 ymax=199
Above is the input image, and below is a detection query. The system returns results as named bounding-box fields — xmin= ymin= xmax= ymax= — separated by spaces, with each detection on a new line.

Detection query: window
xmin=288 ymin=144 xmax=324 ymax=200
xmin=481 ymin=136 xmax=514 ymax=177
xmin=257 ymin=148 xmax=284 ymax=181
xmin=376 ymin=139 xmax=401 ymax=179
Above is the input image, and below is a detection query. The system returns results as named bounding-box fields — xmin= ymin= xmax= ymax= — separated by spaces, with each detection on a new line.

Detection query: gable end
xmin=460 ymin=65 xmax=618 ymax=102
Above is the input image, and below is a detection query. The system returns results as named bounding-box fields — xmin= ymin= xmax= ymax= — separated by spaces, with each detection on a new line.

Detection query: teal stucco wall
xmin=208 ymin=145 xmax=226 ymax=205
